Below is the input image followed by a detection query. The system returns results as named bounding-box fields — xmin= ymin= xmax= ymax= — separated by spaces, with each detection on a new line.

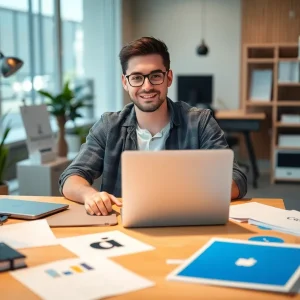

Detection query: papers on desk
xmin=0 ymin=220 xmax=58 ymax=249
xmin=10 ymin=257 xmax=154 ymax=300
xmin=59 ymin=230 xmax=155 ymax=258
xmin=230 ymin=202 xmax=300 ymax=236
xmin=248 ymin=210 xmax=300 ymax=236
xmin=229 ymin=202 xmax=283 ymax=222
xmin=167 ymin=238 xmax=300 ymax=293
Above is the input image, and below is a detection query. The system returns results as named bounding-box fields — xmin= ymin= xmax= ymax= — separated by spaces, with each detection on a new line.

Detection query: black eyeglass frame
xmin=125 ymin=70 xmax=169 ymax=87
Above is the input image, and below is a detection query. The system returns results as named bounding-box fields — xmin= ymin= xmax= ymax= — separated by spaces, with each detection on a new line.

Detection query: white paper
xmin=249 ymin=209 xmax=300 ymax=236
xmin=59 ymin=230 xmax=155 ymax=258
xmin=230 ymin=203 xmax=300 ymax=235
xmin=229 ymin=202 xmax=284 ymax=220
xmin=250 ymin=210 xmax=300 ymax=231
xmin=0 ymin=220 xmax=58 ymax=249
xmin=10 ymin=257 xmax=154 ymax=300
xmin=229 ymin=218 xmax=247 ymax=223
xmin=249 ymin=220 xmax=300 ymax=236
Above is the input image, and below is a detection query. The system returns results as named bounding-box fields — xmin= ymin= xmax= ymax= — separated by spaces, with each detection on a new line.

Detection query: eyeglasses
xmin=126 ymin=70 xmax=168 ymax=87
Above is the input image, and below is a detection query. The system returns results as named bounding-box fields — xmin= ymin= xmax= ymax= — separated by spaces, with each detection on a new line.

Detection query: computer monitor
xmin=177 ymin=75 xmax=213 ymax=108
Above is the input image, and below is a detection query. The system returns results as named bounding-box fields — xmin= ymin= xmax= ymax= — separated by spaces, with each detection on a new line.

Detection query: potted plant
xmin=0 ymin=113 xmax=12 ymax=195
xmin=37 ymin=80 xmax=87 ymax=157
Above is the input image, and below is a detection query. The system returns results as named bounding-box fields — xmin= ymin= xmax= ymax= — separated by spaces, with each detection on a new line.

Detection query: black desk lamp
xmin=0 ymin=52 xmax=23 ymax=77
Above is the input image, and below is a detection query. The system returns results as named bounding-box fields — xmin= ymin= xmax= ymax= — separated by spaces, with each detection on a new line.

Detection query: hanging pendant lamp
xmin=196 ymin=0 xmax=209 ymax=56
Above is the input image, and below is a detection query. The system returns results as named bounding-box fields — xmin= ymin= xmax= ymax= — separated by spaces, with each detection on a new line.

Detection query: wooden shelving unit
xmin=278 ymin=83 xmax=300 ymax=87
xmin=277 ymin=101 xmax=300 ymax=106
xmin=243 ymin=43 xmax=300 ymax=183
xmin=246 ymin=102 xmax=274 ymax=106
xmin=276 ymin=122 xmax=300 ymax=127
xmin=275 ymin=146 xmax=300 ymax=150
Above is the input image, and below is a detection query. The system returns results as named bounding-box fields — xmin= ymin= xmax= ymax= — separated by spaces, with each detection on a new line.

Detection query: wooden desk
xmin=215 ymin=110 xmax=265 ymax=120
xmin=1 ymin=196 xmax=299 ymax=300
xmin=215 ymin=110 xmax=266 ymax=189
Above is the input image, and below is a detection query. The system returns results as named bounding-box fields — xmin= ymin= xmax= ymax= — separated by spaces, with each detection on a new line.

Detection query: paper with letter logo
xmin=10 ymin=257 xmax=154 ymax=300
xmin=167 ymin=238 xmax=300 ymax=293
xmin=230 ymin=202 xmax=300 ymax=236
xmin=59 ymin=230 xmax=154 ymax=258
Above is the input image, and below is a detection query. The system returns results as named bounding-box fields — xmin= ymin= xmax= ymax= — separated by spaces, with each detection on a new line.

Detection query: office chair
xmin=201 ymin=105 xmax=250 ymax=174
xmin=225 ymin=135 xmax=250 ymax=173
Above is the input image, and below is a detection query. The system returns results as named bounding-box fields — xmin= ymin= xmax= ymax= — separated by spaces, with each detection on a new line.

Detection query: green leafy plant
xmin=37 ymin=80 xmax=87 ymax=122
xmin=74 ymin=125 xmax=91 ymax=144
xmin=0 ymin=113 xmax=12 ymax=185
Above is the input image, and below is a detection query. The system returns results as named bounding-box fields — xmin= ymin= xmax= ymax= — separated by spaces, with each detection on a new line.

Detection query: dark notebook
xmin=0 ymin=242 xmax=26 ymax=272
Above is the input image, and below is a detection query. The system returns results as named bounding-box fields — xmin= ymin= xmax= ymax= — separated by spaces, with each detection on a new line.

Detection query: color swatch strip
xmin=81 ymin=263 xmax=94 ymax=270
xmin=45 ymin=263 xmax=94 ymax=278
xmin=45 ymin=269 xmax=60 ymax=278
xmin=71 ymin=265 xmax=83 ymax=273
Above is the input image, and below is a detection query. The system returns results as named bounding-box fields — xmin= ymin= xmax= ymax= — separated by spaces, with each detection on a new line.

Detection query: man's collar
xmin=122 ymin=104 xmax=137 ymax=127
xmin=122 ymin=98 xmax=181 ymax=127
xmin=167 ymin=98 xmax=181 ymax=127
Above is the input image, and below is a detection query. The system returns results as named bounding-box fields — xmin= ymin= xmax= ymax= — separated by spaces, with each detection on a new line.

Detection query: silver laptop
xmin=121 ymin=149 xmax=233 ymax=228
xmin=0 ymin=199 xmax=69 ymax=220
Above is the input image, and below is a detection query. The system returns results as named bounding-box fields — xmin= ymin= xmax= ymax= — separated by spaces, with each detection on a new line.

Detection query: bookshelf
xmin=243 ymin=43 xmax=300 ymax=183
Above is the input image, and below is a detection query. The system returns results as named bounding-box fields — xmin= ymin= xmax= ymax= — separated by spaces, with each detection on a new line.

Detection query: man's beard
xmin=131 ymin=90 xmax=166 ymax=113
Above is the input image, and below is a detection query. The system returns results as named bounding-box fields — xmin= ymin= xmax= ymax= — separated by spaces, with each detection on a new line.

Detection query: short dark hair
xmin=119 ymin=37 xmax=170 ymax=75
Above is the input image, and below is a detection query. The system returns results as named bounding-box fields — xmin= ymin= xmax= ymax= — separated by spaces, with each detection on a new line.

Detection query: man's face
xmin=122 ymin=54 xmax=173 ymax=112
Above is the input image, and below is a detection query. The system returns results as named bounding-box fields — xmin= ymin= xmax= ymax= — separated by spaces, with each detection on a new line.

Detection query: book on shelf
xmin=280 ymin=114 xmax=300 ymax=124
xmin=279 ymin=134 xmax=300 ymax=147
xmin=249 ymin=69 xmax=272 ymax=102
xmin=278 ymin=62 xmax=299 ymax=83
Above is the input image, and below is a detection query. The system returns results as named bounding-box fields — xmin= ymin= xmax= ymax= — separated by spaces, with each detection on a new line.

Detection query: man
xmin=59 ymin=37 xmax=247 ymax=216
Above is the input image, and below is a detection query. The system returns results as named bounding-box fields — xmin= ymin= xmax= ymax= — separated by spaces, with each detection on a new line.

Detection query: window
xmin=1 ymin=0 xmax=122 ymax=130
xmin=0 ymin=0 xmax=57 ymax=127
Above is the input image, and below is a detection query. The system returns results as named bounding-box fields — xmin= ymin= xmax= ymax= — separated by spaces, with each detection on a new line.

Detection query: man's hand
xmin=231 ymin=180 xmax=240 ymax=200
xmin=84 ymin=192 xmax=122 ymax=215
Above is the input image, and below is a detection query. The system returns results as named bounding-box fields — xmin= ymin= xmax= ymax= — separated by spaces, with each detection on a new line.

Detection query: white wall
xmin=131 ymin=0 xmax=241 ymax=109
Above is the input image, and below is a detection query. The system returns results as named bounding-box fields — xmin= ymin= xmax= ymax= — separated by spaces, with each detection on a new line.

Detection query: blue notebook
xmin=167 ymin=238 xmax=300 ymax=293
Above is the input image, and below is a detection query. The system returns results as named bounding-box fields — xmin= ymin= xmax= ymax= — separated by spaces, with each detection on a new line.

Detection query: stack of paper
xmin=229 ymin=202 xmax=283 ymax=223
xmin=249 ymin=210 xmax=300 ymax=236
xmin=230 ymin=202 xmax=300 ymax=236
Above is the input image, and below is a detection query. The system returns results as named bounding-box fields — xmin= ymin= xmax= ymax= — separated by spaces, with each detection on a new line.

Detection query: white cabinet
xmin=17 ymin=156 xmax=74 ymax=196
